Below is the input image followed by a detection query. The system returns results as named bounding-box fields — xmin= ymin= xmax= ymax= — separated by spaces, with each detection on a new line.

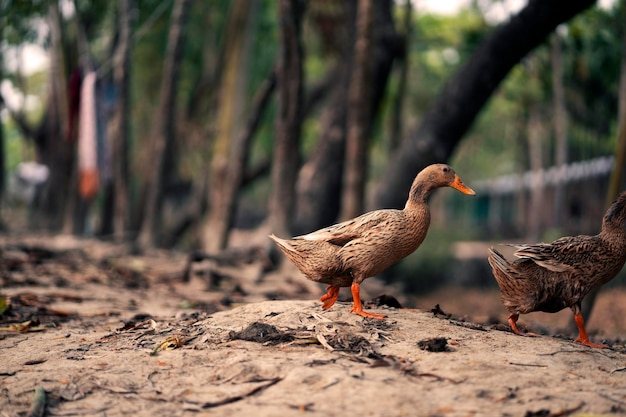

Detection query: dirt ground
xmin=1 ymin=233 xmax=626 ymax=417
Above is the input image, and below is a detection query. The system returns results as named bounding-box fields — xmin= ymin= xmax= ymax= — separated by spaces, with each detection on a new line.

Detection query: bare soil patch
xmin=1 ymin=234 xmax=625 ymax=417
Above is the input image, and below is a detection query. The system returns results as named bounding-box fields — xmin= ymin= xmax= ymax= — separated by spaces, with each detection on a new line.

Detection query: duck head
xmin=407 ymin=164 xmax=475 ymax=204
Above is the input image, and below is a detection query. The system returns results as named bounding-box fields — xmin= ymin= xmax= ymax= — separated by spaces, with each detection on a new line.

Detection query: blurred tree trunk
xmin=0 ymin=69 xmax=5 ymax=230
xmin=137 ymin=0 xmax=191 ymax=248
xmin=185 ymin=3 xmax=225 ymax=121
xmin=387 ymin=0 xmax=412 ymax=153
xmin=268 ymin=0 xmax=306 ymax=239
xmin=340 ymin=0 xmax=374 ymax=220
xmin=38 ymin=1 xmax=74 ymax=230
xmin=102 ymin=0 xmax=133 ymax=242
xmin=581 ymin=5 xmax=626 ymax=325
xmin=375 ymin=0 xmax=596 ymax=210
xmin=605 ymin=4 xmax=626 ymax=207
xmin=169 ymin=69 xmax=276 ymax=249
xmin=201 ymin=0 xmax=258 ymax=252
xmin=294 ymin=0 xmax=401 ymax=233
xmin=526 ymin=102 xmax=544 ymax=241
xmin=294 ymin=71 xmax=349 ymax=235
xmin=551 ymin=32 xmax=568 ymax=228
xmin=293 ymin=2 xmax=356 ymax=235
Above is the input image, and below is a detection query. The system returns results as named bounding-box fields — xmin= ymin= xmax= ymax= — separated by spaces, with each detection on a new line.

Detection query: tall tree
xmin=526 ymin=101 xmax=545 ymax=240
xmin=340 ymin=0 xmax=374 ymax=220
xmin=551 ymin=31 xmax=568 ymax=228
xmin=294 ymin=69 xmax=349 ymax=235
xmin=387 ymin=0 xmax=412 ymax=153
xmin=137 ymin=0 xmax=191 ymax=248
xmin=294 ymin=0 xmax=401 ymax=233
xmin=0 ymin=74 xmax=4 ymax=230
xmin=606 ymin=3 xmax=626 ymax=206
xmin=293 ymin=2 xmax=355 ymax=235
xmin=38 ymin=1 xmax=74 ymax=230
xmin=108 ymin=0 xmax=133 ymax=241
xmin=375 ymin=0 xmax=597 ymax=210
xmin=268 ymin=0 xmax=306 ymax=239
xmin=200 ymin=0 xmax=259 ymax=252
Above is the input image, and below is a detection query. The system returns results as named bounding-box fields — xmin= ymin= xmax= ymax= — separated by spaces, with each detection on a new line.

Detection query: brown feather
xmin=489 ymin=190 xmax=626 ymax=320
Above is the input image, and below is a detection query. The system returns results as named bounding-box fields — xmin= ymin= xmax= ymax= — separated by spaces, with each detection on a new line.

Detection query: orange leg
xmin=350 ymin=282 xmax=386 ymax=320
xmin=573 ymin=312 xmax=607 ymax=349
xmin=508 ymin=313 xmax=538 ymax=337
xmin=508 ymin=313 xmax=524 ymax=335
xmin=320 ymin=285 xmax=340 ymax=310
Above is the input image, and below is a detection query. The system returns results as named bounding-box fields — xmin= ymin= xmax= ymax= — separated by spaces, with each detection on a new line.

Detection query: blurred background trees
xmin=1 ymin=0 xmax=625 ymax=292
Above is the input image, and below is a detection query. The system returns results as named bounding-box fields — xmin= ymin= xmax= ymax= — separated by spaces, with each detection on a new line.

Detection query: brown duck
xmin=270 ymin=164 xmax=476 ymax=319
xmin=488 ymin=190 xmax=626 ymax=348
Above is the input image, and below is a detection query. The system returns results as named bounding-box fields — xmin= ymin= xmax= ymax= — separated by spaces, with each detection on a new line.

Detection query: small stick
xmin=197 ymin=378 xmax=282 ymax=409
xmin=508 ymin=362 xmax=547 ymax=367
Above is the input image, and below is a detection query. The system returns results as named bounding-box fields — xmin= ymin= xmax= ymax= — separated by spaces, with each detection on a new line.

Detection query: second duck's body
xmin=270 ymin=164 xmax=476 ymax=319
xmin=488 ymin=190 xmax=626 ymax=348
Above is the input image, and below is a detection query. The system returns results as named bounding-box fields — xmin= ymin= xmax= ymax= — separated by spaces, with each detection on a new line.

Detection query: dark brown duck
xmin=270 ymin=164 xmax=476 ymax=319
xmin=488 ymin=190 xmax=626 ymax=348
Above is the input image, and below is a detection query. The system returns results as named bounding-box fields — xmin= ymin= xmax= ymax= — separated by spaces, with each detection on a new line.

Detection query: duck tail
xmin=487 ymin=247 xmax=515 ymax=287
xmin=488 ymin=247 xmax=507 ymax=271
xmin=269 ymin=234 xmax=296 ymax=254
xmin=269 ymin=233 xmax=313 ymax=272
xmin=488 ymin=247 xmax=530 ymax=312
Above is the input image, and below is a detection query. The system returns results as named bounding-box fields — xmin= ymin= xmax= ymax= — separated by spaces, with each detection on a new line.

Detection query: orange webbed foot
xmin=349 ymin=282 xmax=386 ymax=320
xmin=320 ymin=285 xmax=340 ymax=310
xmin=574 ymin=336 xmax=607 ymax=349
xmin=350 ymin=306 xmax=386 ymax=320
xmin=573 ymin=312 xmax=607 ymax=348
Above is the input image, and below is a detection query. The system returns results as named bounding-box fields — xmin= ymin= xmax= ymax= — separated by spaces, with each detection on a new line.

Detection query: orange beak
xmin=451 ymin=175 xmax=476 ymax=196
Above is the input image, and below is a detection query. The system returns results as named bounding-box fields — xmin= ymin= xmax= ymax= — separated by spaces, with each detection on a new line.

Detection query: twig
xmin=597 ymin=391 xmax=626 ymax=406
xmin=508 ymin=362 xmax=547 ymax=367
xmin=610 ymin=366 xmax=626 ymax=374
xmin=449 ymin=320 xmax=487 ymax=332
xmin=537 ymin=349 xmax=587 ymax=356
xmin=27 ymin=387 xmax=46 ymax=417
xmin=315 ymin=332 xmax=334 ymax=351
xmin=309 ymin=312 xmax=332 ymax=322
xmin=538 ymin=348 xmax=616 ymax=359
xmin=408 ymin=372 xmax=465 ymax=384
xmin=187 ymin=378 xmax=282 ymax=409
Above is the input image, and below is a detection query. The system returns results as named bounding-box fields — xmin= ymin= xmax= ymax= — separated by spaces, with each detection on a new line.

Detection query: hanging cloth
xmin=78 ymin=71 xmax=99 ymax=200
xmin=67 ymin=68 xmax=82 ymax=142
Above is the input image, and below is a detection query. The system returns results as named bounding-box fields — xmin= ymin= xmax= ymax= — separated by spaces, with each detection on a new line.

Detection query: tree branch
xmin=375 ymin=0 xmax=597 ymax=209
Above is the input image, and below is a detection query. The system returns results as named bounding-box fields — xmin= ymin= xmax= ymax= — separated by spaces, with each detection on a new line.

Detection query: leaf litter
xmin=1 ymin=235 xmax=626 ymax=417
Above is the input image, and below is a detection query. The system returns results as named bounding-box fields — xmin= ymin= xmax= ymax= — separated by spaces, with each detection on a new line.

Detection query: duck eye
xmin=442 ymin=167 xmax=449 ymax=173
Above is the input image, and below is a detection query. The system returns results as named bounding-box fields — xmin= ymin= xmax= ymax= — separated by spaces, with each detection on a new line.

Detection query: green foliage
xmin=0 ymin=1 xmax=46 ymax=45
xmin=4 ymin=119 xmax=27 ymax=171
xmin=564 ymin=5 xmax=624 ymax=138
xmin=3 ymin=0 xmax=626 ymax=249
xmin=451 ymin=3 xmax=625 ymax=180
xmin=408 ymin=10 xmax=489 ymax=114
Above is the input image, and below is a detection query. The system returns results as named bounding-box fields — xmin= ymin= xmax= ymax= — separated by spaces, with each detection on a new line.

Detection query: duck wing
xmin=509 ymin=235 xmax=600 ymax=273
xmin=295 ymin=209 xmax=396 ymax=247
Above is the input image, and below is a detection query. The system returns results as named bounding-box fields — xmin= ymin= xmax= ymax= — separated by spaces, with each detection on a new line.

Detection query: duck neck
xmin=600 ymin=194 xmax=626 ymax=245
xmin=404 ymin=182 xmax=432 ymax=210
xmin=600 ymin=223 xmax=626 ymax=247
